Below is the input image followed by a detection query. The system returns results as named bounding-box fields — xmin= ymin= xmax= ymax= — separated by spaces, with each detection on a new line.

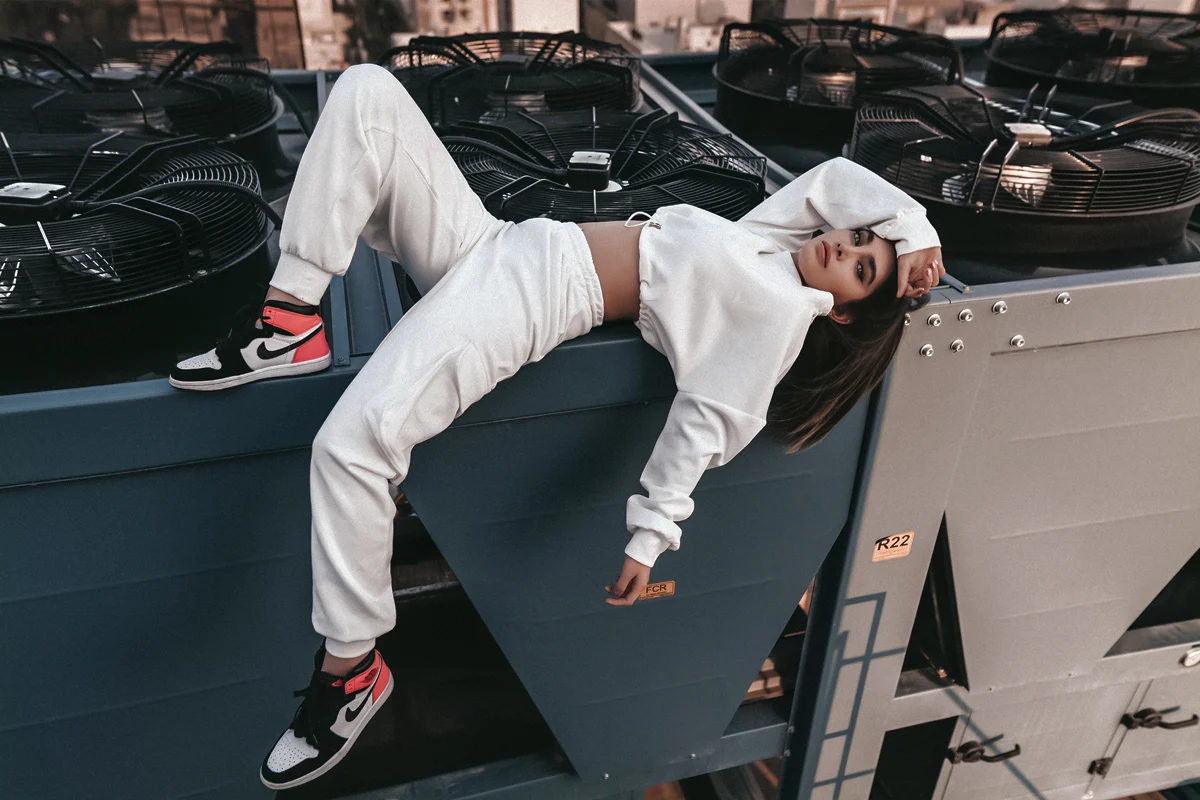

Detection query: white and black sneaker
xmin=170 ymin=300 xmax=331 ymax=391
xmin=260 ymin=646 xmax=394 ymax=790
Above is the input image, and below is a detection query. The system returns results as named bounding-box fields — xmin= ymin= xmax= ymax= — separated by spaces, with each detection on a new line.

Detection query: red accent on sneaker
xmin=344 ymin=653 xmax=380 ymax=694
xmin=262 ymin=305 xmax=319 ymax=335
xmin=372 ymin=659 xmax=391 ymax=702
xmin=292 ymin=325 xmax=330 ymax=363
xmin=331 ymin=679 xmax=344 ymax=687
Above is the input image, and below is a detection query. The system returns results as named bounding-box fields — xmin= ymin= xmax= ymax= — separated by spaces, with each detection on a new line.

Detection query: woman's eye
xmin=857 ymin=263 xmax=864 ymax=281
xmin=853 ymin=230 xmax=861 ymax=245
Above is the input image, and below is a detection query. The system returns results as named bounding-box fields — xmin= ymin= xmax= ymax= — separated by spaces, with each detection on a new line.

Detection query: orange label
xmin=640 ymin=580 xmax=676 ymax=600
xmin=872 ymin=532 xmax=914 ymax=562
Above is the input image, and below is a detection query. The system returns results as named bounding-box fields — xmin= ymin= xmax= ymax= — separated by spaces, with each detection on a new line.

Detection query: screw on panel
xmin=920 ymin=344 xmax=934 ymax=357
xmin=1010 ymin=335 xmax=1025 ymax=348
xmin=904 ymin=313 xmax=911 ymax=326
xmin=927 ymin=313 xmax=942 ymax=327
xmin=604 ymin=773 xmax=609 ymax=780
xmin=992 ymin=300 xmax=1008 ymax=314
xmin=1056 ymin=292 xmax=1071 ymax=305
xmin=690 ymin=753 xmax=697 ymax=759
xmin=950 ymin=339 xmax=964 ymax=353
xmin=959 ymin=308 xmax=974 ymax=322
xmin=783 ymin=749 xmax=791 ymax=758
xmin=1183 ymin=647 xmax=1200 ymax=668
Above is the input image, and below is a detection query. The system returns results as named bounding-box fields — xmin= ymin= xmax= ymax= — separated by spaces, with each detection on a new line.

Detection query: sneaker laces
xmin=289 ymin=671 xmax=344 ymax=750
xmin=223 ymin=303 xmax=275 ymax=349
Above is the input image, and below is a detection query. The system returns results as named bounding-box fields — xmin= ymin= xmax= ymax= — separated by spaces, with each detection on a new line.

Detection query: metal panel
xmin=1103 ymin=672 xmax=1200 ymax=784
xmin=940 ymin=684 xmax=1138 ymax=800
xmin=788 ymin=264 xmax=1200 ymax=800
xmin=402 ymin=388 xmax=869 ymax=781
xmin=944 ymin=275 xmax=1200 ymax=690
xmin=0 ymin=450 xmax=317 ymax=800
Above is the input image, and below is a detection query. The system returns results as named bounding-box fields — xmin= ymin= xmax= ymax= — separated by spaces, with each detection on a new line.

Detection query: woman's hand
xmin=606 ymin=556 xmax=651 ymax=607
xmin=896 ymin=247 xmax=945 ymax=299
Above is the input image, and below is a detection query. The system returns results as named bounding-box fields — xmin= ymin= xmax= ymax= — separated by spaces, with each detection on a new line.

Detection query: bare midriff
xmin=577 ymin=220 xmax=641 ymax=322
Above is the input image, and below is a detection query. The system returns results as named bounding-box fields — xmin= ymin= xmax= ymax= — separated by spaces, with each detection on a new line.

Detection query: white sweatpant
xmin=271 ymin=63 xmax=605 ymax=658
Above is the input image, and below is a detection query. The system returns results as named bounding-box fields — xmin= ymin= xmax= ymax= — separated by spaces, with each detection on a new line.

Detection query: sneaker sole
xmin=260 ymin=670 xmax=394 ymax=791
xmin=169 ymin=353 xmax=332 ymax=391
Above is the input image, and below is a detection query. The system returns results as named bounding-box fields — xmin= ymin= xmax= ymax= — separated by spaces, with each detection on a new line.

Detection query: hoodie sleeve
xmin=737 ymin=157 xmax=941 ymax=256
xmin=625 ymin=391 xmax=765 ymax=567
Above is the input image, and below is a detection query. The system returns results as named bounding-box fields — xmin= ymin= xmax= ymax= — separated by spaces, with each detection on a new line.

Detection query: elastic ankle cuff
xmin=324 ymin=637 xmax=376 ymax=660
xmin=270 ymin=252 xmax=335 ymax=306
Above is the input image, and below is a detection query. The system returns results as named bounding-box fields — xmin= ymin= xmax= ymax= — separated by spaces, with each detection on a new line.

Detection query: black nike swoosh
xmin=256 ymin=324 xmax=323 ymax=360
xmin=344 ymin=693 xmax=369 ymax=723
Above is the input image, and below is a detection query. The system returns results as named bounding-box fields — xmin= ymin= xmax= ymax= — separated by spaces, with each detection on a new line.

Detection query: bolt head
xmin=903 ymin=313 xmax=911 ymax=326
xmin=927 ymin=313 xmax=942 ymax=327
xmin=920 ymin=344 xmax=934 ymax=357
xmin=950 ymin=339 xmax=964 ymax=353
xmin=783 ymin=749 xmax=791 ymax=758
xmin=1183 ymin=647 xmax=1200 ymax=668
xmin=959 ymin=308 xmax=973 ymax=322
xmin=1010 ymin=334 xmax=1025 ymax=348
xmin=1056 ymin=292 xmax=1071 ymax=305
xmin=992 ymin=300 xmax=1008 ymax=315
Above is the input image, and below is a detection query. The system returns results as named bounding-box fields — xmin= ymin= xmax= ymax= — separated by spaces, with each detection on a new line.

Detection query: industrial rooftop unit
xmin=1 ymin=27 xmax=1198 ymax=800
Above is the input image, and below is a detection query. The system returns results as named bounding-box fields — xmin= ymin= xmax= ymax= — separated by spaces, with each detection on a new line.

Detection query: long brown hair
xmin=767 ymin=260 xmax=928 ymax=452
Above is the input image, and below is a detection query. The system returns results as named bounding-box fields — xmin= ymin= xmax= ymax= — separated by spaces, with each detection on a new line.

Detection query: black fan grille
xmin=850 ymin=85 xmax=1200 ymax=217
xmin=382 ymin=31 xmax=639 ymax=126
xmin=440 ymin=109 xmax=765 ymax=222
xmin=987 ymin=10 xmax=1200 ymax=91
xmin=0 ymin=39 xmax=282 ymax=139
xmin=715 ymin=19 xmax=959 ymax=109
xmin=0 ymin=133 xmax=269 ymax=316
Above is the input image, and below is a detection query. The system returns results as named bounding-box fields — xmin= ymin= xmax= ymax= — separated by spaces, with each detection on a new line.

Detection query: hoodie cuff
xmin=875 ymin=210 xmax=941 ymax=257
xmin=625 ymin=529 xmax=673 ymax=568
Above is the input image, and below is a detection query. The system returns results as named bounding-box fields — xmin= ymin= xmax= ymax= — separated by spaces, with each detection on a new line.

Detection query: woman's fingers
xmin=607 ymin=572 xmax=647 ymax=607
xmin=606 ymin=558 xmax=651 ymax=607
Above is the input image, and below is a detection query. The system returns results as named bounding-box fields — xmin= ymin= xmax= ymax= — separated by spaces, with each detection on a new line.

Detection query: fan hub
xmin=566 ymin=150 xmax=613 ymax=191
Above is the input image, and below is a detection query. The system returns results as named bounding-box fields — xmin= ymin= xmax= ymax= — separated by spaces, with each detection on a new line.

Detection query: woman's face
xmin=792 ymin=228 xmax=897 ymax=308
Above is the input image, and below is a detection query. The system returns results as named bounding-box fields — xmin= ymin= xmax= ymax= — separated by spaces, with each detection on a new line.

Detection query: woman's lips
xmin=821 ymin=241 xmax=830 ymax=268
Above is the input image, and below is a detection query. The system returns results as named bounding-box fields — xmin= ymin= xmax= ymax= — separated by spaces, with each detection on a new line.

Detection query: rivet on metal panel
xmin=992 ymin=300 xmax=1008 ymax=314
xmin=958 ymin=308 xmax=973 ymax=322
xmin=691 ymin=753 xmax=697 ymax=759
xmin=788 ymin=725 xmax=795 ymax=734
xmin=927 ymin=313 xmax=942 ymax=327
xmin=337 ymin=357 xmax=346 ymax=365
xmin=604 ymin=773 xmax=610 ymax=780
xmin=904 ymin=313 xmax=911 ymax=326
xmin=1010 ymin=335 xmax=1025 ymax=348
xmin=1056 ymin=292 xmax=1071 ymax=305
xmin=783 ymin=750 xmax=791 ymax=758
xmin=1183 ymin=647 xmax=1200 ymax=668
xmin=920 ymin=344 xmax=934 ymax=357
xmin=950 ymin=339 xmax=964 ymax=353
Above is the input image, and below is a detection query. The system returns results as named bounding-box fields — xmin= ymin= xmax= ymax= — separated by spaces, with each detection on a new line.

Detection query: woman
xmin=169 ymin=63 xmax=944 ymax=790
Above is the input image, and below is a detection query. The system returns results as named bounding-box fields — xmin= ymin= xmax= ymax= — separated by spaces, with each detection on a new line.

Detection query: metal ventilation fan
xmin=380 ymin=31 xmax=641 ymax=127
xmin=714 ymin=19 xmax=962 ymax=153
xmin=0 ymin=39 xmax=306 ymax=193
xmin=2 ymin=132 xmax=278 ymax=393
xmin=437 ymin=108 xmax=766 ymax=222
xmin=985 ymin=9 xmax=1200 ymax=110
xmin=0 ymin=132 xmax=276 ymax=316
xmin=849 ymin=84 xmax=1200 ymax=254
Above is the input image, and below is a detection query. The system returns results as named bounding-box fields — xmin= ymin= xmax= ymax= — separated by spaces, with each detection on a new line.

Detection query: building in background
xmin=3 ymin=0 xmax=1199 ymax=67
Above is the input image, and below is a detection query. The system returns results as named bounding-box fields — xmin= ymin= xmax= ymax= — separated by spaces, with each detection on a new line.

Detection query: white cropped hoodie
xmin=623 ymin=157 xmax=941 ymax=567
